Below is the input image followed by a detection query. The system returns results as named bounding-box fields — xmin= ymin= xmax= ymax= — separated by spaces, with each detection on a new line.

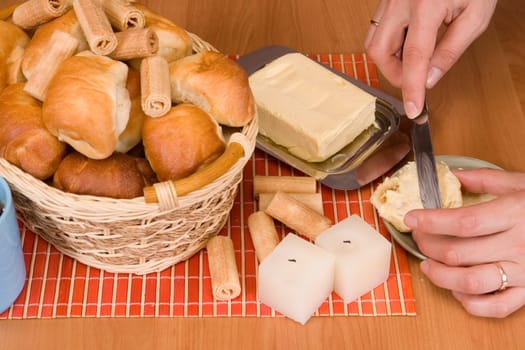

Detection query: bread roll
xmin=142 ymin=103 xmax=225 ymax=181
xmin=115 ymin=67 xmax=145 ymax=153
xmin=0 ymin=83 xmax=66 ymax=180
xmin=21 ymin=10 xmax=88 ymax=81
xmin=131 ymin=4 xmax=191 ymax=64
xmin=42 ymin=51 xmax=130 ymax=159
xmin=0 ymin=20 xmax=30 ymax=90
xmin=371 ymin=161 xmax=462 ymax=232
xmin=53 ymin=151 xmax=157 ymax=199
xmin=169 ymin=51 xmax=255 ymax=127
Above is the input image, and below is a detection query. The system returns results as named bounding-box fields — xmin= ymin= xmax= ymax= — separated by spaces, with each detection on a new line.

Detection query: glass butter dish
xmin=237 ymin=46 xmax=410 ymax=190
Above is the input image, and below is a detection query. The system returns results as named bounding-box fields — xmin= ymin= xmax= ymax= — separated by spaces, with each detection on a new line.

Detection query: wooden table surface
xmin=1 ymin=0 xmax=524 ymax=349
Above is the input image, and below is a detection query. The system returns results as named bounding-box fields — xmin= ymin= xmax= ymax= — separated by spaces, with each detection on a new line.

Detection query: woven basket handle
xmin=143 ymin=133 xmax=249 ymax=207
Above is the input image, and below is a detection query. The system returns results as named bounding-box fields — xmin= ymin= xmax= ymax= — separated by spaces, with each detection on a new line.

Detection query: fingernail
xmin=420 ymin=260 xmax=429 ymax=273
xmin=404 ymin=101 xmax=419 ymax=119
xmin=426 ymin=67 xmax=443 ymax=88
xmin=404 ymin=213 xmax=417 ymax=229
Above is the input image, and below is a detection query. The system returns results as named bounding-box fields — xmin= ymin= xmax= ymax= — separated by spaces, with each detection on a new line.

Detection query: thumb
xmin=453 ymin=168 xmax=525 ymax=195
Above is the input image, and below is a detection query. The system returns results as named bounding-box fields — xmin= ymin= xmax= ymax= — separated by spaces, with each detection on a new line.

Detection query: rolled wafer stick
xmin=24 ymin=30 xmax=79 ymax=101
xmin=102 ymin=0 xmax=145 ymax=31
xmin=73 ymin=0 xmax=117 ymax=55
xmin=143 ymin=140 xmax=245 ymax=203
xmin=247 ymin=211 xmax=280 ymax=262
xmin=12 ymin=0 xmax=69 ymax=29
xmin=253 ymin=175 xmax=317 ymax=198
xmin=110 ymin=28 xmax=158 ymax=61
xmin=206 ymin=235 xmax=241 ymax=301
xmin=264 ymin=191 xmax=332 ymax=240
xmin=140 ymin=55 xmax=171 ymax=117
xmin=259 ymin=192 xmax=324 ymax=215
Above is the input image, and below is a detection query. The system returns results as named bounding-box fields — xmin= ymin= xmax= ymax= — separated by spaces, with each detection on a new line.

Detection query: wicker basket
xmin=0 ymin=33 xmax=258 ymax=275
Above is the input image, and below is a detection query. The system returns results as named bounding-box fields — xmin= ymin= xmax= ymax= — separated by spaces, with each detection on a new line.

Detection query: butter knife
xmin=411 ymin=101 xmax=442 ymax=209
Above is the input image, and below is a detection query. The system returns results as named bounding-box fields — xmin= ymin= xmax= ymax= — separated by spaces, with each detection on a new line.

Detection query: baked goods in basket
xmin=142 ymin=103 xmax=226 ymax=181
xmin=0 ymin=20 xmax=30 ymax=90
xmin=20 ymin=10 xmax=89 ymax=81
xmin=371 ymin=161 xmax=462 ymax=232
xmin=42 ymin=51 xmax=131 ymax=160
xmin=0 ymin=0 xmax=257 ymax=274
xmin=116 ymin=67 xmax=146 ymax=153
xmin=0 ymin=83 xmax=66 ymax=180
xmin=169 ymin=51 xmax=255 ymax=127
xmin=133 ymin=3 xmax=192 ymax=64
xmin=53 ymin=151 xmax=157 ymax=199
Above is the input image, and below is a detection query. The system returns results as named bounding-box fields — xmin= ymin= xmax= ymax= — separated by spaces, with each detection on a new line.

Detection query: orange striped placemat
xmin=0 ymin=53 xmax=415 ymax=319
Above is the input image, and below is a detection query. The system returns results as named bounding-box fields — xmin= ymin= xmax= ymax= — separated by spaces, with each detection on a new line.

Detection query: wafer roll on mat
xmin=264 ymin=191 xmax=332 ymax=240
xmin=21 ymin=10 xmax=89 ymax=81
xmin=24 ymin=30 xmax=79 ymax=101
xmin=206 ymin=236 xmax=241 ymax=301
xmin=0 ymin=20 xmax=30 ymax=90
xmin=169 ymin=51 xmax=255 ymax=127
xmin=73 ymin=0 xmax=117 ymax=55
xmin=109 ymin=28 xmax=158 ymax=61
xmin=258 ymin=192 xmax=324 ymax=215
xmin=43 ymin=51 xmax=130 ymax=159
xmin=53 ymin=151 xmax=157 ymax=199
xmin=102 ymin=0 xmax=145 ymax=31
xmin=142 ymin=103 xmax=225 ymax=181
xmin=0 ymin=83 xmax=66 ymax=180
xmin=132 ymin=3 xmax=191 ymax=64
xmin=140 ymin=55 xmax=170 ymax=117
xmin=12 ymin=0 xmax=69 ymax=29
xmin=253 ymin=176 xmax=317 ymax=198
xmin=247 ymin=211 xmax=280 ymax=262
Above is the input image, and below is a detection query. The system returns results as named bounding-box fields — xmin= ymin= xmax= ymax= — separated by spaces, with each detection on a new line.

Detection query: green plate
xmin=384 ymin=155 xmax=503 ymax=260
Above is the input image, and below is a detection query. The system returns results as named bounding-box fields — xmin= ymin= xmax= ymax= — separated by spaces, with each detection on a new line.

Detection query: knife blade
xmin=411 ymin=101 xmax=442 ymax=209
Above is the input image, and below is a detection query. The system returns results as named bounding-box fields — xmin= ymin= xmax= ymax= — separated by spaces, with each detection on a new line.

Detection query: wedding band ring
xmin=494 ymin=262 xmax=509 ymax=292
xmin=370 ymin=19 xmax=380 ymax=26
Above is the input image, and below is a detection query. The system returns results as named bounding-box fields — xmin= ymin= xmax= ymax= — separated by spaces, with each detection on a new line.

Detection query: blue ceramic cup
xmin=0 ymin=177 xmax=26 ymax=314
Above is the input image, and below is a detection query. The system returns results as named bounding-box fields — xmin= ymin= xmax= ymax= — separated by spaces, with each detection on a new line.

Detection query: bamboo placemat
xmin=0 ymin=53 xmax=415 ymax=319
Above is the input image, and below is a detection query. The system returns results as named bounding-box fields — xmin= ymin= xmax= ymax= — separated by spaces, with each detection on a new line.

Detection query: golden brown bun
xmin=0 ymin=83 xmax=66 ymax=180
xmin=0 ymin=20 xmax=30 ymax=90
xmin=43 ymin=51 xmax=131 ymax=160
xmin=130 ymin=4 xmax=192 ymax=65
xmin=371 ymin=161 xmax=463 ymax=232
xmin=169 ymin=51 xmax=255 ymax=127
xmin=53 ymin=151 xmax=157 ymax=199
xmin=116 ymin=67 xmax=145 ymax=153
xmin=142 ymin=103 xmax=226 ymax=181
xmin=21 ymin=10 xmax=88 ymax=81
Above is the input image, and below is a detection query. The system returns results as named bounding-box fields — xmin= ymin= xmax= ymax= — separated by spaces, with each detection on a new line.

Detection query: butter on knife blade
xmin=411 ymin=102 xmax=442 ymax=209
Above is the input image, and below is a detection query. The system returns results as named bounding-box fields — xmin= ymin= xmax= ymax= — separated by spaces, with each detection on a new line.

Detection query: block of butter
xmin=249 ymin=53 xmax=376 ymax=162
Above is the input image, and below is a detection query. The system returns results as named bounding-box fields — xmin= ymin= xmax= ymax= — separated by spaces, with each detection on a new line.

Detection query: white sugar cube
xmin=257 ymin=233 xmax=336 ymax=325
xmin=315 ymin=215 xmax=391 ymax=303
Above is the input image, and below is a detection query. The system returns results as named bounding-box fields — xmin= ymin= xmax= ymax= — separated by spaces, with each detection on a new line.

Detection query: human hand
xmin=364 ymin=0 xmax=497 ymax=118
xmin=404 ymin=168 xmax=525 ymax=318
